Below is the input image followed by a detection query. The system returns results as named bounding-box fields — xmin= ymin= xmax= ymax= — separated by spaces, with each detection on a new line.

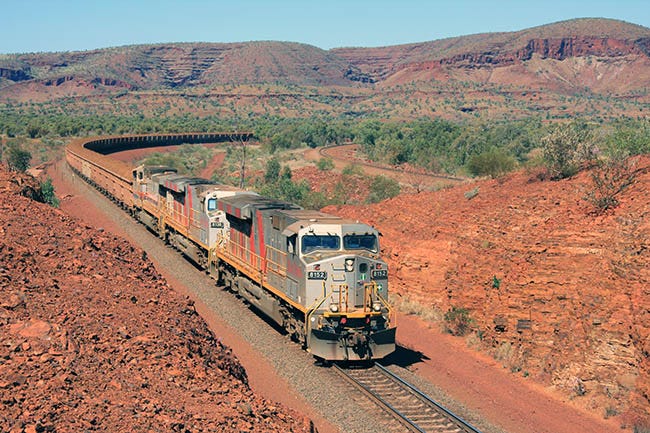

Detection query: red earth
xmin=0 ymin=164 xmax=314 ymax=433
xmin=43 ymin=148 xmax=648 ymax=433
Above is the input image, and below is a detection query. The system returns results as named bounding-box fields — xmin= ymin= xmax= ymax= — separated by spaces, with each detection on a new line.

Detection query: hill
xmin=321 ymin=155 xmax=650 ymax=428
xmin=0 ymin=165 xmax=312 ymax=433
xmin=1 ymin=18 xmax=649 ymax=120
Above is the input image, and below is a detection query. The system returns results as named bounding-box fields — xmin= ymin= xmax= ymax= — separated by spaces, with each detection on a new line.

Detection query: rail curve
xmin=318 ymin=143 xmax=465 ymax=184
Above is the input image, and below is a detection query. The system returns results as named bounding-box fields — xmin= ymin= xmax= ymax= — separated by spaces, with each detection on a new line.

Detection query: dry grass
xmin=391 ymin=293 xmax=444 ymax=324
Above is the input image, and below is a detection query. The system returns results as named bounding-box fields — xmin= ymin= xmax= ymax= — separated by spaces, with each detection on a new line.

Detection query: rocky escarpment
xmin=326 ymin=157 xmax=649 ymax=428
xmin=0 ymin=68 xmax=31 ymax=82
xmin=332 ymin=19 xmax=650 ymax=88
xmin=0 ymin=165 xmax=313 ymax=433
xmin=349 ymin=35 xmax=650 ymax=84
xmin=0 ymin=41 xmax=355 ymax=91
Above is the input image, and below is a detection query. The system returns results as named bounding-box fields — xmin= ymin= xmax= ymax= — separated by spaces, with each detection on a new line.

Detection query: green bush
xmin=367 ymin=175 xmax=401 ymax=203
xmin=466 ymin=147 xmax=517 ymax=178
xmin=6 ymin=143 xmax=31 ymax=172
xmin=316 ymin=157 xmax=335 ymax=171
xmin=39 ymin=178 xmax=60 ymax=208
xmin=264 ymin=157 xmax=281 ymax=183
xmin=541 ymin=123 xmax=595 ymax=180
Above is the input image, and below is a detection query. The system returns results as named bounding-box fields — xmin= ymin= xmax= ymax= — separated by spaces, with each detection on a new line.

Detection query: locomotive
xmin=67 ymin=133 xmax=396 ymax=361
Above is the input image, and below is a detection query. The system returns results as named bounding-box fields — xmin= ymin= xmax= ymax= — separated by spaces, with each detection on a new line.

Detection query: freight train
xmin=66 ymin=133 xmax=396 ymax=361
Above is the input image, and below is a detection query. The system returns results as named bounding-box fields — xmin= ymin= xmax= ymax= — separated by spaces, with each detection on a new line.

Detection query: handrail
xmin=305 ymin=293 xmax=330 ymax=347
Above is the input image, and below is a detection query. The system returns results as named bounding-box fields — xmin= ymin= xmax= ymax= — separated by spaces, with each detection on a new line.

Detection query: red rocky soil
xmin=11 ymin=150 xmax=647 ymax=433
xmin=0 ymin=165 xmax=313 ymax=433
xmin=324 ymin=157 xmax=649 ymax=431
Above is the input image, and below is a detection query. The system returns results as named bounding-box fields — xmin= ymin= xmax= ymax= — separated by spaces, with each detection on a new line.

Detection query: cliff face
xmin=336 ymin=35 xmax=650 ymax=91
xmin=0 ymin=67 xmax=31 ymax=82
xmin=325 ymin=156 xmax=650 ymax=427
xmin=1 ymin=18 xmax=649 ymax=98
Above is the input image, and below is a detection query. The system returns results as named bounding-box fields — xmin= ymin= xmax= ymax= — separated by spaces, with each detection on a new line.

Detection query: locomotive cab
xmin=290 ymin=221 xmax=396 ymax=361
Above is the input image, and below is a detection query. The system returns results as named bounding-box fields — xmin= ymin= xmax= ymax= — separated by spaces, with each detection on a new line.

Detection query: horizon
xmin=1 ymin=0 xmax=650 ymax=55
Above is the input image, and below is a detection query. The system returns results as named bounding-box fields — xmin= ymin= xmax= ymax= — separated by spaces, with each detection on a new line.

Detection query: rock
xmin=0 ymin=165 xmax=313 ymax=433
xmin=9 ymin=320 xmax=51 ymax=339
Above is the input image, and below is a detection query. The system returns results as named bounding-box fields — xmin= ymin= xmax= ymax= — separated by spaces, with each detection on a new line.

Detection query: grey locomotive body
xmin=130 ymin=164 xmax=395 ymax=361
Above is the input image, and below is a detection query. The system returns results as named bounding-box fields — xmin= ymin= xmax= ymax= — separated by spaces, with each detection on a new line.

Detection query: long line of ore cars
xmin=67 ymin=133 xmax=396 ymax=361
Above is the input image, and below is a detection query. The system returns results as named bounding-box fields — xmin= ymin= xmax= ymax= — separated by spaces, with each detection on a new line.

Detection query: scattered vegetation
xmin=367 ymin=175 xmax=401 ymax=204
xmin=584 ymin=149 xmax=640 ymax=213
xmin=540 ymin=122 xmax=595 ymax=180
xmin=6 ymin=142 xmax=31 ymax=172
xmin=444 ymin=306 xmax=474 ymax=336
xmin=141 ymin=144 xmax=213 ymax=175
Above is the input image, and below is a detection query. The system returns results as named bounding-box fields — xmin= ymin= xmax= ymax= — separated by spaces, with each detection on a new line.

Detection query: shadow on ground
xmin=381 ymin=344 xmax=429 ymax=368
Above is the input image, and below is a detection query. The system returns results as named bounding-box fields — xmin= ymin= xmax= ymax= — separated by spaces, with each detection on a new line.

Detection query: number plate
xmin=307 ymin=271 xmax=328 ymax=280
xmin=371 ymin=269 xmax=388 ymax=279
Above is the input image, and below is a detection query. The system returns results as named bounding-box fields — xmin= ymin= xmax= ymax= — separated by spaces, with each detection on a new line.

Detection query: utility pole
xmin=239 ymin=135 xmax=246 ymax=189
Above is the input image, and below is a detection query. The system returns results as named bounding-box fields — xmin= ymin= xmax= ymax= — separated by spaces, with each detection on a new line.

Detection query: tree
xmin=264 ymin=157 xmax=281 ymax=183
xmin=7 ymin=143 xmax=31 ymax=172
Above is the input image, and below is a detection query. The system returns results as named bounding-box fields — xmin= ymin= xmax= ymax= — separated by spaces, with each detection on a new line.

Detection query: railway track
xmin=334 ymin=363 xmax=481 ymax=433
xmin=318 ymin=143 xmax=465 ymax=184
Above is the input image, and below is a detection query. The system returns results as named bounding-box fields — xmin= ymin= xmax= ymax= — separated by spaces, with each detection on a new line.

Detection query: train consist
xmin=66 ymin=133 xmax=396 ymax=361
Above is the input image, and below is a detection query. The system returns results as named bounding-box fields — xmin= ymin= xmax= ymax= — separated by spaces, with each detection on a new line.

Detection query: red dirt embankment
xmin=325 ymin=157 xmax=649 ymax=430
xmin=0 ymin=165 xmax=312 ymax=433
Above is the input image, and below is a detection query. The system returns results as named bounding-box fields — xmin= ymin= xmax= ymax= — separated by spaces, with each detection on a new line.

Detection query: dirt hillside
xmin=0 ymin=165 xmax=313 ymax=433
xmin=324 ymin=157 xmax=649 ymax=427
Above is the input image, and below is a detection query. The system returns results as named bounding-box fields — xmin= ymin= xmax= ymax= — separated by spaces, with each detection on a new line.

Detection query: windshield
xmin=301 ymin=234 xmax=340 ymax=254
xmin=343 ymin=234 xmax=377 ymax=252
xmin=207 ymin=198 xmax=217 ymax=211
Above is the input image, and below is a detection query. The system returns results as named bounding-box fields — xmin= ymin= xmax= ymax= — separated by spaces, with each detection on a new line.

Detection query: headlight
xmin=345 ymin=258 xmax=354 ymax=272
xmin=372 ymin=303 xmax=382 ymax=312
xmin=329 ymin=303 xmax=339 ymax=313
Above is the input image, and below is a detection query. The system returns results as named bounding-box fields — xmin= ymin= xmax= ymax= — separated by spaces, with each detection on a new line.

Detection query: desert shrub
xmin=466 ymin=147 xmax=517 ymax=178
xmin=444 ymin=306 xmax=474 ymax=336
xmin=541 ymin=123 xmax=595 ymax=180
xmin=342 ymin=163 xmax=364 ymax=176
xmin=584 ymin=150 xmax=639 ymax=213
xmin=259 ymin=163 xmax=311 ymax=206
xmin=39 ymin=178 xmax=60 ymax=208
xmin=367 ymin=175 xmax=401 ymax=204
xmin=316 ymin=157 xmax=335 ymax=171
xmin=6 ymin=142 xmax=31 ymax=172
xmin=634 ymin=423 xmax=650 ymax=433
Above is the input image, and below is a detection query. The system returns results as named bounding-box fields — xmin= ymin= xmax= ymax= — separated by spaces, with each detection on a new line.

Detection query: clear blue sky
xmin=1 ymin=0 xmax=649 ymax=54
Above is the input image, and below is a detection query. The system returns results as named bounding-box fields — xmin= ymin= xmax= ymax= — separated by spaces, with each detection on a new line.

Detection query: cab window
xmin=301 ymin=235 xmax=340 ymax=254
xmin=207 ymin=198 xmax=217 ymax=211
xmin=343 ymin=234 xmax=377 ymax=252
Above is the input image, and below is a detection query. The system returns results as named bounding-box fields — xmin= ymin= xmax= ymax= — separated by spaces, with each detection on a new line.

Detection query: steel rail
xmin=334 ymin=363 xmax=482 ymax=433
